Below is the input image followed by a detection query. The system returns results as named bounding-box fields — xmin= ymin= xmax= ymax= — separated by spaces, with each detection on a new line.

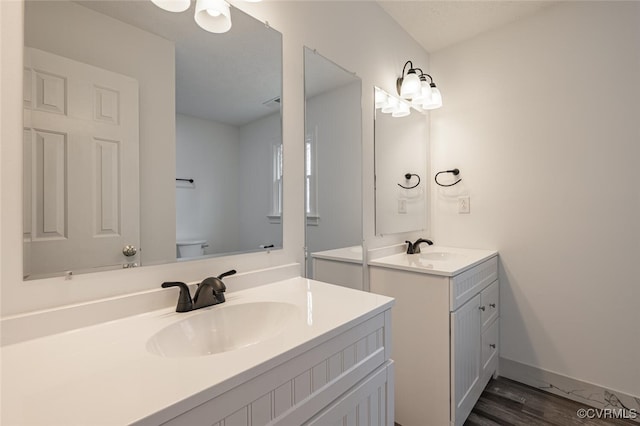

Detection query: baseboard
xmin=500 ymin=357 xmax=640 ymax=423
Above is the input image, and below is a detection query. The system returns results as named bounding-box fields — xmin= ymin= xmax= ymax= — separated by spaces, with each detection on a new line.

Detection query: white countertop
xmin=310 ymin=245 xmax=363 ymax=263
xmin=1 ymin=277 xmax=394 ymax=426
xmin=368 ymin=246 xmax=498 ymax=276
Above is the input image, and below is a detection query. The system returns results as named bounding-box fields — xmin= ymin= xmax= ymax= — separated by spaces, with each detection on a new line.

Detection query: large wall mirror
xmin=22 ymin=1 xmax=282 ymax=280
xmin=374 ymin=87 xmax=428 ymax=235
xmin=303 ymin=48 xmax=362 ymax=284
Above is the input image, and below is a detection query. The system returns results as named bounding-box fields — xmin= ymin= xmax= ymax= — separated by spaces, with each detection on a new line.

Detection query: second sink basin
xmin=419 ymin=251 xmax=466 ymax=261
xmin=147 ymin=301 xmax=300 ymax=358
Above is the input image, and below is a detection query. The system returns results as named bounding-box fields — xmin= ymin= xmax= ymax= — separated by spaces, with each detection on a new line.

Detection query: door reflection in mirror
xmin=23 ymin=47 xmax=140 ymax=279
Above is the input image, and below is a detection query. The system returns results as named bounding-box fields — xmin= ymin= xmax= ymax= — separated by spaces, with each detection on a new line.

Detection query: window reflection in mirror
xmin=374 ymin=87 xmax=428 ymax=235
xmin=303 ymin=48 xmax=363 ymax=285
xmin=22 ymin=1 xmax=282 ymax=280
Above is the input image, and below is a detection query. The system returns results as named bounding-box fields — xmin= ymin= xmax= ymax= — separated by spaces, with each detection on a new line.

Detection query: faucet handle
xmin=217 ymin=269 xmax=237 ymax=280
xmin=161 ymin=281 xmax=193 ymax=312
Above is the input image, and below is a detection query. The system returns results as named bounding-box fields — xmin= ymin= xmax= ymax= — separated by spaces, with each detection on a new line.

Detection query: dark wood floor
xmin=465 ymin=377 xmax=637 ymax=426
xmin=395 ymin=377 xmax=637 ymax=426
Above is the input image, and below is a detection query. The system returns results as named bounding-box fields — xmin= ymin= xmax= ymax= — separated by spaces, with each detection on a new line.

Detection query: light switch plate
xmin=398 ymin=199 xmax=407 ymax=214
xmin=458 ymin=196 xmax=470 ymax=214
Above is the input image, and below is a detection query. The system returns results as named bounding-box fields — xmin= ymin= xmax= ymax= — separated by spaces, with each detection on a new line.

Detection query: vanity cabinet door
xmin=304 ymin=361 xmax=394 ymax=426
xmin=480 ymin=280 xmax=499 ymax=331
xmin=450 ymin=294 xmax=482 ymax=426
xmin=482 ymin=319 xmax=499 ymax=375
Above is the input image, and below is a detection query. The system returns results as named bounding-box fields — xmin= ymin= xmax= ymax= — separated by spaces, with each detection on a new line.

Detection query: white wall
xmin=176 ymin=114 xmax=241 ymax=255
xmin=2 ymin=1 xmax=428 ymax=316
xmin=23 ymin=0 xmax=176 ymax=266
xmin=431 ymin=1 xmax=640 ymax=396
xmin=306 ymin=81 xmax=362 ymax=256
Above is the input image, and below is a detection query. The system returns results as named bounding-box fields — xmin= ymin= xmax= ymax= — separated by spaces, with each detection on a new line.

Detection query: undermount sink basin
xmin=147 ymin=302 xmax=300 ymax=358
xmin=419 ymin=252 xmax=466 ymax=261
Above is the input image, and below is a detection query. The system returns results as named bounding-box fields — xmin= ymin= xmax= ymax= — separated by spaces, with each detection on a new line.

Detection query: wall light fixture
xmin=396 ymin=60 xmax=443 ymax=110
xmin=398 ymin=61 xmax=422 ymax=99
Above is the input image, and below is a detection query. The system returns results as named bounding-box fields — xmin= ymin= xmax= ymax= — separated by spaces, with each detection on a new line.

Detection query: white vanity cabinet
xmin=369 ymin=251 xmax=499 ymax=426
xmin=451 ymin=278 xmax=500 ymax=426
xmin=1 ymin=278 xmax=395 ymax=426
xmin=153 ymin=309 xmax=394 ymax=426
xmin=311 ymin=246 xmax=364 ymax=291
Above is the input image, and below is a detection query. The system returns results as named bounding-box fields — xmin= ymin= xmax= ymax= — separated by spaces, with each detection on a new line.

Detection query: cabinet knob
xmin=479 ymin=306 xmax=486 ymax=311
xmin=489 ymin=343 xmax=496 ymax=349
xmin=489 ymin=303 xmax=496 ymax=308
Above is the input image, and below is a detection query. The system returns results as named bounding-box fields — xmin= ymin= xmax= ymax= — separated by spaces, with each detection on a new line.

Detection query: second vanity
xmin=369 ymin=246 xmax=499 ymax=426
xmin=1 ymin=277 xmax=394 ymax=426
xmin=311 ymin=246 xmax=364 ymax=291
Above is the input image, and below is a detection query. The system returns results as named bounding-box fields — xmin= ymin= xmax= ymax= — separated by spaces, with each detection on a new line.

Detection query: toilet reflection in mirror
xmin=303 ymin=48 xmax=363 ymax=290
xmin=176 ymin=240 xmax=207 ymax=259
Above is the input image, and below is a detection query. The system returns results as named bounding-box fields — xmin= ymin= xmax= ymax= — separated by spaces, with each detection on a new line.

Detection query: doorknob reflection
xmin=122 ymin=245 xmax=137 ymax=257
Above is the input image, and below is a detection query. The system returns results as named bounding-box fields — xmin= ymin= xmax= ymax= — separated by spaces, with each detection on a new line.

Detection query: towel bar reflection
xmin=398 ymin=173 xmax=421 ymax=189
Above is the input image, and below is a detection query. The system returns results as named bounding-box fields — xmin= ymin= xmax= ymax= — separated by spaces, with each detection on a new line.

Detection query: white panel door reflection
xmin=23 ymin=48 xmax=139 ymax=279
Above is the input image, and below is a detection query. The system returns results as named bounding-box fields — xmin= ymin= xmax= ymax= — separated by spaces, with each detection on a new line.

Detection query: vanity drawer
xmin=481 ymin=319 xmax=499 ymax=374
xmin=480 ymin=280 xmax=499 ymax=331
xmin=450 ymin=256 xmax=498 ymax=311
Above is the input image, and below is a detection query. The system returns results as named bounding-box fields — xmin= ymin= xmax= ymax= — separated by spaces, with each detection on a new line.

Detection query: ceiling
xmin=377 ymin=0 xmax=556 ymax=53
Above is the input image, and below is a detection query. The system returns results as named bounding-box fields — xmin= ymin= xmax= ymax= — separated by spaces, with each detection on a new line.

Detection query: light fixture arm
xmin=401 ymin=60 xmax=415 ymax=77
xmin=414 ymin=69 xmax=436 ymax=86
xmin=421 ymin=73 xmax=438 ymax=88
